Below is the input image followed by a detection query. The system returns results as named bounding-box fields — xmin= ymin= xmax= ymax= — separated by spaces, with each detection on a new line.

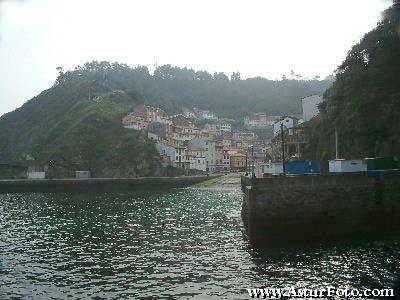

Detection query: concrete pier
xmin=0 ymin=175 xmax=219 ymax=194
xmin=241 ymin=172 xmax=400 ymax=245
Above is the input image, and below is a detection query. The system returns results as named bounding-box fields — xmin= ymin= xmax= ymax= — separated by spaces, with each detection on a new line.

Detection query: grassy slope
xmin=0 ymin=83 xmax=161 ymax=177
xmin=34 ymin=97 xmax=161 ymax=177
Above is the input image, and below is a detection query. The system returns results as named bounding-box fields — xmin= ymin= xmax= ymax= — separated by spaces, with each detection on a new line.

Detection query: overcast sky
xmin=0 ymin=0 xmax=392 ymax=116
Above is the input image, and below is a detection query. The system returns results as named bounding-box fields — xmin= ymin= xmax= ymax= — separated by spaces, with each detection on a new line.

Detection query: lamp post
xmin=280 ymin=122 xmax=286 ymax=176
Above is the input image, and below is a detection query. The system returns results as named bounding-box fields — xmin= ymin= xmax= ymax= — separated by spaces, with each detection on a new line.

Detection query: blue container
xmin=285 ymin=160 xmax=321 ymax=175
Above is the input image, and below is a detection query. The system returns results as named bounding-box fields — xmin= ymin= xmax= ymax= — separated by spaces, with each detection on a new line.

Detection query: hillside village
xmin=121 ymin=95 xmax=323 ymax=174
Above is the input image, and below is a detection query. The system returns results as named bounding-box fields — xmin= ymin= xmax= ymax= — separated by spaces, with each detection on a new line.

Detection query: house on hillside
xmin=270 ymin=124 xmax=310 ymax=161
xmin=186 ymin=148 xmax=207 ymax=171
xmin=182 ymin=108 xmax=195 ymax=119
xmin=244 ymin=113 xmax=268 ymax=128
xmin=222 ymin=148 xmax=231 ymax=172
xmin=204 ymin=120 xmax=232 ymax=136
xmin=133 ymin=104 xmax=167 ymax=123
xmin=230 ymin=152 xmax=247 ymax=171
xmin=193 ymin=107 xmax=218 ymax=120
xmin=188 ymin=138 xmax=217 ymax=173
xmin=122 ymin=114 xmax=149 ymax=130
xmin=171 ymin=114 xmax=193 ymax=127
xmin=273 ymin=116 xmax=301 ymax=137
xmin=148 ymin=122 xmax=171 ymax=140
xmin=155 ymin=142 xmax=177 ymax=167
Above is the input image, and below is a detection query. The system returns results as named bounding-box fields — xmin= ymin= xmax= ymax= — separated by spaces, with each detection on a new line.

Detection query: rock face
xmin=241 ymin=173 xmax=400 ymax=245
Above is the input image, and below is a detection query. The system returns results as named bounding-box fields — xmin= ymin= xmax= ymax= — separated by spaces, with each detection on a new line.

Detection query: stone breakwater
xmin=241 ymin=173 xmax=400 ymax=245
xmin=0 ymin=175 xmax=219 ymax=194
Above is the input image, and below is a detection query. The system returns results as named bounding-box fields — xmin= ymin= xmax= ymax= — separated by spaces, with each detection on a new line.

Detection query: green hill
xmin=307 ymin=3 xmax=400 ymax=161
xmin=0 ymin=80 xmax=161 ymax=177
xmin=0 ymin=62 xmax=332 ymax=177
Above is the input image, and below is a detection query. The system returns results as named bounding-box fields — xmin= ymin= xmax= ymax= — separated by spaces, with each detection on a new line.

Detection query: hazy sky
xmin=0 ymin=0 xmax=392 ymax=116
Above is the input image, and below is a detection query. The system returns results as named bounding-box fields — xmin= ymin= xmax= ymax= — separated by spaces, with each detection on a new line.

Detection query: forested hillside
xmin=0 ymin=58 xmax=333 ymax=177
xmin=0 ymin=80 xmax=161 ymax=177
xmin=308 ymin=3 xmax=400 ymax=161
xmin=52 ymin=62 xmax=332 ymax=118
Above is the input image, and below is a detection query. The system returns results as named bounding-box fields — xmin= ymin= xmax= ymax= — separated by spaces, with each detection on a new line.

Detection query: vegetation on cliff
xmin=0 ymin=61 xmax=331 ymax=176
xmin=52 ymin=61 xmax=332 ymax=119
xmin=0 ymin=80 xmax=161 ymax=177
xmin=308 ymin=3 xmax=400 ymax=161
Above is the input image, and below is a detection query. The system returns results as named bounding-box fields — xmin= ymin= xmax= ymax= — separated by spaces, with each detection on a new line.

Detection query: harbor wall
xmin=241 ymin=173 xmax=400 ymax=245
xmin=0 ymin=175 xmax=218 ymax=194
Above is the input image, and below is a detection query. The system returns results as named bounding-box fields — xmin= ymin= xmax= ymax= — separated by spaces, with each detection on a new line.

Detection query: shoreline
xmin=0 ymin=175 xmax=220 ymax=194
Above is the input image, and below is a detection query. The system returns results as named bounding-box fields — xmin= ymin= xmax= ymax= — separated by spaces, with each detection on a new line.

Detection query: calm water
xmin=0 ymin=185 xmax=399 ymax=299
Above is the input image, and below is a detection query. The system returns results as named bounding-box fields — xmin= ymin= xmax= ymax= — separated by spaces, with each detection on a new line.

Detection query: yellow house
xmin=230 ymin=153 xmax=247 ymax=171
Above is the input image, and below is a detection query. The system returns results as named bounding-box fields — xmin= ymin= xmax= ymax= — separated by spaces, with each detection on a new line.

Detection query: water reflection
xmin=0 ymin=189 xmax=399 ymax=299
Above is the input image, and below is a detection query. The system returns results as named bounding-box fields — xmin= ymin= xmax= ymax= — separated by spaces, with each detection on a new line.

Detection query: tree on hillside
xmin=308 ymin=3 xmax=400 ymax=160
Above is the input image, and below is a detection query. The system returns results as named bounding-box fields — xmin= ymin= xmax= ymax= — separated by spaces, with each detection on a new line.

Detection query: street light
xmin=280 ymin=121 xmax=286 ymax=176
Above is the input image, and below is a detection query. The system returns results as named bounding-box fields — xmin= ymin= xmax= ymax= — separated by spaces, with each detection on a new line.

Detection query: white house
xmin=188 ymin=138 xmax=217 ymax=173
xmin=175 ymin=146 xmax=187 ymax=169
xmin=273 ymin=116 xmax=296 ymax=137
xmin=204 ymin=121 xmax=231 ymax=135
xmin=186 ymin=148 xmax=207 ymax=171
xmin=244 ymin=113 xmax=268 ymax=128
xmin=222 ymin=154 xmax=230 ymax=171
xmin=183 ymin=108 xmax=195 ymax=119
xmin=201 ymin=111 xmax=217 ymax=120
xmin=302 ymin=95 xmax=323 ymax=122
xmin=219 ymin=121 xmax=232 ymax=132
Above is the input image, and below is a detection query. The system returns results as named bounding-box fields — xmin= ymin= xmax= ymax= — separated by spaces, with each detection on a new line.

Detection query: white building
xmin=76 ymin=171 xmax=90 ymax=179
xmin=219 ymin=121 xmax=231 ymax=132
xmin=222 ymin=151 xmax=231 ymax=171
xmin=175 ymin=146 xmax=187 ymax=168
xmin=202 ymin=111 xmax=217 ymax=120
xmin=188 ymin=138 xmax=217 ymax=173
xmin=244 ymin=113 xmax=268 ymax=128
xmin=193 ymin=108 xmax=218 ymax=120
xmin=186 ymin=148 xmax=207 ymax=171
xmin=204 ymin=121 xmax=231 ymax=135
xmin=183 ymin=108 xmax=195 ymax=119
xmin=302 ymin=95 xmax=323 ymax=122
xmin=255 ymin=162 xmax=283 ymax=178
xmin=329 ymin=159 xmax=367 ymax=173
xmin=273 ymin=116 xmax=296 ymax=137
xmin=27 ymin=171 xmax=46 ymax=179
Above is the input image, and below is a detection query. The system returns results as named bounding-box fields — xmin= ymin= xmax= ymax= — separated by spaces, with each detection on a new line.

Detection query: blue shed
xmin=285 ymin=160 xmax=321 ymax=175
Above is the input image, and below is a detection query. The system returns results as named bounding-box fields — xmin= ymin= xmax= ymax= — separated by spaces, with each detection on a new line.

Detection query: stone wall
xmin=241 ymin=173 xmax=400 ymax=245
xmin=0 ymin=175 xmax=219 ymax=194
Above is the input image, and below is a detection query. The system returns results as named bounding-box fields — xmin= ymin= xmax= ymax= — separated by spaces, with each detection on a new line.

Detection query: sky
xmin=0 ymin=0 xmax=392 ymax=116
